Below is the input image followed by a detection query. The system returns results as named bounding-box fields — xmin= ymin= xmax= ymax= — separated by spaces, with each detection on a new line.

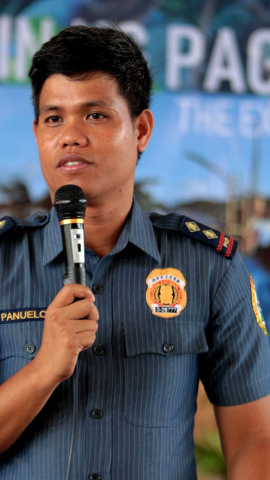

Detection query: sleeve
xmin=199 ymin=251 xmax=270 ymax=406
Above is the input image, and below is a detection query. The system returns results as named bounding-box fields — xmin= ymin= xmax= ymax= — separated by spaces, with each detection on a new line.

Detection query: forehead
xmin=39 ymin=73 xmax=125 ymax=110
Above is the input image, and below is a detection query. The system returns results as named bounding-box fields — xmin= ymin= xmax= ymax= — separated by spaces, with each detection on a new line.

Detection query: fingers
xmin=36 ymin=283 xmax=100 ymax=383
xmin=50 ymin=297 xmax=98 ymax=323
xmin=46 ymin=283 xmax=99 ymax=322
xmin=48 ymin=283 xmax=95 ymax=310
xmin=45 ymin=284 xmax=99 ymax=340
xmin=74 ymin=320 xmax=98 ymax=351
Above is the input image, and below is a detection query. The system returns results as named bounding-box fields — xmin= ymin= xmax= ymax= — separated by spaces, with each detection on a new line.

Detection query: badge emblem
xmin=250 ymin=276 xmax=268 ymax=335
xmin=146 ymin=268 xmax=187 ymax=318
xmin=0 ymin=220 xmax=6 ymax=229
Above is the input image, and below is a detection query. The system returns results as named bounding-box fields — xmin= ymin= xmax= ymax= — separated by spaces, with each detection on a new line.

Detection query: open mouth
xmin=58 ymin=154 xmax=90 ymax=170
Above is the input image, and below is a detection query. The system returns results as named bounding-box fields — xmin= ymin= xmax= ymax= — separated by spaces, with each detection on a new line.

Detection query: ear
xmin=33 ymin=119 xmax=38 ymax=141
xmin=135 ymin=109 xmax=154 ymax=153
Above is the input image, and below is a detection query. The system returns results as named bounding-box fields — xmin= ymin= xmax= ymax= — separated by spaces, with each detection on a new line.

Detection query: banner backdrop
xmin=0 ymin=0 xmax=270 ymax=323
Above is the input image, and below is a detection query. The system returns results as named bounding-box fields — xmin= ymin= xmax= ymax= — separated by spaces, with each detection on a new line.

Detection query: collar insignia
xmin=146 ymin=268 xmax=187 ymax=318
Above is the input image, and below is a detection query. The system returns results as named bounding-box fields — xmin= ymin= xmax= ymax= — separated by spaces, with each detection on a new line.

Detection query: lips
xmin=58 ymin=154 xmax=90 ymax=171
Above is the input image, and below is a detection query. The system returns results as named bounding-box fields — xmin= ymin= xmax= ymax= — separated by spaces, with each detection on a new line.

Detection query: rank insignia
xmin=185 ymin=222 xmax=200 ymax=233
xmin=0 ymin=220 xmax=6 ymax=229
xmin=150 ymin=212 xmax=237 ymax=259
xmin=223 ymin=237 xmax=230 ymax=248
xmin=250 ymin=275 xmax=268 ymax=335
xmin=203 ymin=229 xmax=218 ymax=240
xmin=146 ymin=268 xmax=187 ymax=318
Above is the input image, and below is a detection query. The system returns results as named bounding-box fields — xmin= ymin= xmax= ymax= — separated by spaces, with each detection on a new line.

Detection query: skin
xmin=1 ymin=72 xmax=270 ymax=479
xmin=215 ymin=398 xmax=270 ymax=478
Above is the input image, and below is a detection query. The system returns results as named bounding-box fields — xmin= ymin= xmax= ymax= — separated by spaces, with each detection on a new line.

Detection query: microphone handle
xmin=63 ymin=266 xmax=86 ymax=286
xmin=60 ymin=221 xmax=86 ymax=286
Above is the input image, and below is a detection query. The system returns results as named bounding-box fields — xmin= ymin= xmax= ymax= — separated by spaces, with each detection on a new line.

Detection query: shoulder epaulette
xmin=0 ymin=212 xmax=49 ymax=237
xmin=149 ymin=211 xmax=237 ymax=260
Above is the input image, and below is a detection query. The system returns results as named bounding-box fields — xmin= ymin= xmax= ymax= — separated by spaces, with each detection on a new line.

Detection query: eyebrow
xmin=39 ymin=100 xmax=112 ymax=116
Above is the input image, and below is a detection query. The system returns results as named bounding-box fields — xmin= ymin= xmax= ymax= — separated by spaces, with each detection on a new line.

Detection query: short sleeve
xmin=200 ymin=251 xmax=270 ymax=406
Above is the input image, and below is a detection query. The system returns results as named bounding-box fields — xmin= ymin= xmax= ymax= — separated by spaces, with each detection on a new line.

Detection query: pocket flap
xmin=124 ymin=320 xmax=208 ymax=357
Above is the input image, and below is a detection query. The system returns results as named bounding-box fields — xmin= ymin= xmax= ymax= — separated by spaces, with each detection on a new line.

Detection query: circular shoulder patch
xmin=250 ymin=275 xmax=268 ymax=335
xmin=146 ymin=268 xmax=187 ymax=318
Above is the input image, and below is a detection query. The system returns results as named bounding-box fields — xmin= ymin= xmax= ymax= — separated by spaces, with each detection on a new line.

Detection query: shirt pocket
xmin=0 ymin=322 xmax=71 ymax=426
xmin=123 ymin=319 xmax=208 ymax=427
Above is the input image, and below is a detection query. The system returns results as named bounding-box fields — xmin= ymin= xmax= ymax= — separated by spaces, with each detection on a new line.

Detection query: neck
xmin=83 ymin=197 xmax=133 ymax=257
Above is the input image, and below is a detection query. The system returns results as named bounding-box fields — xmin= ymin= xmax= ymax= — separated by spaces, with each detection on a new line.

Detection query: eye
xmin=46 ymin=115 xmax=61 ymax=123
xmin=87 ymin=112 xmax=106 ymax=120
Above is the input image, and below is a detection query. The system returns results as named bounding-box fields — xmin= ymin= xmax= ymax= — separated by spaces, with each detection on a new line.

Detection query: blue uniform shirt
xmin=1 ymin=199 xmax=270 ymax=480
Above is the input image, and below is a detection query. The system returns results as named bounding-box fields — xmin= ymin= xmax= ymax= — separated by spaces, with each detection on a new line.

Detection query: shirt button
xmin=35 ymin=214 xmax=47 ymax=222
xmin=89 ymin=474 xmax=101 ymax=480
xmin=93 ymin=345 xmax=105 ymax=356
xmin=162 ymin=343 xmax=174 ymax=354
xmin=24 ymin=343 xmax=36 ymax=354
xmin=90 ymin=409 xmax=103 ymax=420
xmin=92 ymin=284 xmax=104 ymax=294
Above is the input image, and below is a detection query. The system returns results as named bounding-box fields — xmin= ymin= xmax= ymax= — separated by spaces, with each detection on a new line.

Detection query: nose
xmin=60 ymin=122 xmax=89 ymax=148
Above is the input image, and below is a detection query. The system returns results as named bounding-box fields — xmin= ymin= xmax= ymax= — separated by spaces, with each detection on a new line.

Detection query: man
xmin=0 ymin=25 xmax=270 ymax=480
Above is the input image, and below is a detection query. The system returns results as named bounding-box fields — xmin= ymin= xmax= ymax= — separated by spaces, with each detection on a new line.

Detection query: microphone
xmin=54 ymin=185 xmax=88 ymax=480
xmin=54 ymin=184 xmax=87 ymax=286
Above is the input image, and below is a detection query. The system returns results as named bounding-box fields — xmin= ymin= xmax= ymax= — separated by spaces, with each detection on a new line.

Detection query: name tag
xmin=0 ymin=308 xmax=46 ymax=323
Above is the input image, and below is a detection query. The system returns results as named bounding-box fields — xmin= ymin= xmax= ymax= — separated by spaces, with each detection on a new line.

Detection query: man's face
xmin=33 ymin=73 xmax=153 ymax=206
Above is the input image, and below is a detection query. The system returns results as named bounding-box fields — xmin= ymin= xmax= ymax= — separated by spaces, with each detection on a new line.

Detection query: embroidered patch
xmin=0 ymin=220 xmax=6 ymax=229
xmin=0 ymin=308 xmax=46 ymax=324
xmin=146 ymin=268 xmax=187 ymax=318
xmin=250 ymin=276 xmax=268 ymax=335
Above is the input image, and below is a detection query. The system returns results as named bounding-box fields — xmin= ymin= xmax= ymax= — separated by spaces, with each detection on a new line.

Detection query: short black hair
xmin=29 ymin=25 xmax=153 ymax=121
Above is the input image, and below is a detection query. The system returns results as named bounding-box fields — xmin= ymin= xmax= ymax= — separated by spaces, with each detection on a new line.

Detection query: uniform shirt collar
xmin=43 ymin=198 xmax=160 ymax=266
xmin=109 ymin=198 xmax=160 ymax=262
xmin=43 ymin=207 xmax=63 ymax=266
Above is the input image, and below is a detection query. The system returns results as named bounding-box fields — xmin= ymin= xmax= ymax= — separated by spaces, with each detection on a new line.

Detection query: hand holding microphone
xmin=35 ymin=185 xmax=99 ymax=385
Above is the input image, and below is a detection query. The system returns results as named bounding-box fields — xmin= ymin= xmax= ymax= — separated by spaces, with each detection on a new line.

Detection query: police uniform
xmin=0 ymin=199 xmax=270 ymax=480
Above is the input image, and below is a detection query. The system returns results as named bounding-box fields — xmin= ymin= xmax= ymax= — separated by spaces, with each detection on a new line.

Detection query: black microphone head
xmin=54 ymin=184 xmax=87 ymax=220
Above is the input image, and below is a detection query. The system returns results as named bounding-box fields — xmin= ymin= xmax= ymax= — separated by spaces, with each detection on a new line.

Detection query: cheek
xmin=110 ymin=130 xmax=139 ymax=163
xmin=108 ymin=120 xmax=137 ymax=146
xmin=36 ymin=130 xmax=57 ymax=152
xmin=36 ymin=135 xmax=57 ymax=166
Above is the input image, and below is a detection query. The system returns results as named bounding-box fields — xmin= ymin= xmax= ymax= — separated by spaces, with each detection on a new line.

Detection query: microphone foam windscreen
xmin=54 ymin=185 xmax=87 ymax=220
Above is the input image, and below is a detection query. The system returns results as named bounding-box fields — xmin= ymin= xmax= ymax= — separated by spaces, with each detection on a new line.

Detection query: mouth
xmin=58 ymin=154 xmax=91 ymax=171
